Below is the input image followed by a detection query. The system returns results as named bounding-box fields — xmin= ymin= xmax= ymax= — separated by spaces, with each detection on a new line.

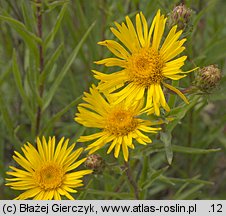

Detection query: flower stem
xmin=124 ymin=161 xmax=139 ymax=199
xmin=35 ymin=0 xmax=44 ymax=135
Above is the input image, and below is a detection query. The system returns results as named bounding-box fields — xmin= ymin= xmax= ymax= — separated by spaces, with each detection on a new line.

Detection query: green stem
xmin=124 ymin=161 xmax=139 ymax=199
xmin=35 ymin=0 xmax=44 ymax=135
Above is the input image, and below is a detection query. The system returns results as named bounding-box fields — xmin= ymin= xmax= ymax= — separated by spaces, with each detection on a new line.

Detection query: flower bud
xmin=195 ymin=65 xmax=221 ymax=93
xmin=84 ymin=154 xmax=105 ymax=173
xmin=168 ymin=4 xmax=193 ymax=31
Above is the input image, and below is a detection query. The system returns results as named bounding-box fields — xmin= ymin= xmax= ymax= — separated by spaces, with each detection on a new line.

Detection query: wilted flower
xmin=168 ymin=4 xmax=193 ymax=31
xmin=195 ymin=65 xmax=221 ymax=93
xmin=84 ymin=154 xmax=105 ymax=173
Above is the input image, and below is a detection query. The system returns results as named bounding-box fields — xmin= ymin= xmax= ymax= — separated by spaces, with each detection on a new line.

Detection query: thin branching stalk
xmin=35 ymin=0 xmax=44 ymax=135
xmin=188 ymin=107 xmax=194 ymax=177
xmin=124 ymin=161 xmax=139 ymax=199
xmin=112 ymin=159 xmax=139 ymax=197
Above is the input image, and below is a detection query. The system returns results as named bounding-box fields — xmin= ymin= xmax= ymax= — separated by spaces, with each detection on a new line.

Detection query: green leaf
xmin=139 ymin=156 xmax=149 ymax=187
xmin=166 ymin=96 xmax=200 ymax=132
xmin=160 ymin=131 xmax=173 ymax=165
xmin=12 ymin=51 xmax=34 ymax=121
xmin=77 ymin=179 xmax=93 ymax=200
xmin=172 ymin=145 xmax=221 ymax=154
xmin=0 ymin=13 xmax=40 ymax=62
xmin=218 ymin=136 xmax=226 ymax=150
xmin=0 ymin=92 xmax=14 ymax=136
xmin=0 ymin=91 xmax=21 ymax=150
xmin=142 ymin=166 xmax=169 ymax=190
xmin=24 ymin=46 xmax=42 ymax=105
xmin=192 ymin=0 xmax=217 ymax=36
xmin=21 ymin=1 xmax=36 ymax=32
xmin=43 ymin=21 xmax=96 ymax=111
xmin=168 ymin=80 xmax=179 ymax=108
xmin=44 ymin=3 xmax=68 ymax=51
xmin=203 ymin=38 xmax=226 ymax=64
xmin=40 ymin=96 xmax=82 ymax=135
xmin=166 ymin=176 xmax=214 ymax=186
xmin=73 ymin=126 xmax=86 ymax=141
xmin=40 ymin=43 xmax=64 ymax=84
xmin=0 ymin=15 xmax=41 ymax=44
xmin=0 ymin=141 xmax=3 ymax=176
xmin=44 ymin=0 xmax=70 ymax=11
xmin=174 ymin=184 xmax=204 ymax=200
xmin=87 ymin=189 xmax=132 ymax=199
xmin=0 ymin=62 xmax=11 ymax=86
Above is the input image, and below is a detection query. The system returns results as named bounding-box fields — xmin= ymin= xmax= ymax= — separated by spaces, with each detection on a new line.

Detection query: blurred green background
xmin=0 ymin=0 xmax=226 ymax=199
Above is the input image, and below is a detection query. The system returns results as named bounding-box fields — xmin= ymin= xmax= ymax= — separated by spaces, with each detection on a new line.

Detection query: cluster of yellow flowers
xmin=6 ymin=10 xmax=196 ymax=200
xmin=75 ymin=10 xmax=196 ymax=161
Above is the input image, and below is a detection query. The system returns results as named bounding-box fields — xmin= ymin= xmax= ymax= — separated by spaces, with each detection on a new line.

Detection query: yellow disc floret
xmin=105 ymin=108 xmax=138 ymax=136
xmin=34 ymin=162 xmax=64 ymax=190
xmin=127 ymin=47 xmax=165 ymax=86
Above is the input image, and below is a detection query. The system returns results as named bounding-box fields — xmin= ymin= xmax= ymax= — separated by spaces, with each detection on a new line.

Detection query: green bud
xmin=84 ymin=154 xmax=105 ymax=173
xmin=168 ymin=4 xmax=193 ymax=31
xmin=195 ymin=65 xmax=221 ymax=93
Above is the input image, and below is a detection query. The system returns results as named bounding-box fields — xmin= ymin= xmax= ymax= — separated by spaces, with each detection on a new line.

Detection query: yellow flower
xmin=93 ymin=10 xmax=197 ymax=116
xmin=75 ymin=85 xmax=161 ymax=162
xmin=5 ymin=137 xmax=92 ymax=200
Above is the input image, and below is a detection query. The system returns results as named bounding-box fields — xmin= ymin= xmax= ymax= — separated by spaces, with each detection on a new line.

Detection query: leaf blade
xmin=43 ymin=21 xmax=96 ymax=111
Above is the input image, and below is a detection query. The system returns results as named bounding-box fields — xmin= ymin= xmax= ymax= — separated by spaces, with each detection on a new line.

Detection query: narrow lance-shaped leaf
xmin=43 ymin=21 xmax=96 ymax=111
xmin=40 ymin=95 xmax=82 ymax=135
xmin=0 ymin=14 xmax=41 ymax=44
xmin=0 ymin=62 xmax=11 ymax=86
xmin=160 ymin=131 xmax=173 ymax=165
xmin=87 ymin=189 xmax=133 ymax=199
xmin=142 ymin=166 xmax=169 ymax=190
xmin=0 ymin=92 xmax=14 ymax=136
xmin=139 ymin=156 xmax=149 ymax=188
xmin=172 ymin=145 xmax=221 ymax=154
xmin=0 ymin=13 xmax=40 ymax=61
xmin=165 ymin=176 xmax=214 ymax=186
xmin=44 ymin=3 xmax=68 ymax=51
xmin=168 ymin=80 xmax=179 ymax=108
xmin=44 ymin=0 xmax=70 ymax=11
xmin=174 ymin=184 xmax=204 ymax=200
xmin=25 ymin=47 xmax=42 ymax=111
xmin=166 ymin=96 xmax=200 ymax=132
xmin=0 ymin=91 xmax=21 ymax=150
xmin=12 ymin=50 xmax=34 ymax=121
xmin=0 ymin=133 xmax=3 ymax=175
xmin=21 ymin=1 xmax=36 ymax=32
xmin=40 ymin=43 xmax=64 ymax=84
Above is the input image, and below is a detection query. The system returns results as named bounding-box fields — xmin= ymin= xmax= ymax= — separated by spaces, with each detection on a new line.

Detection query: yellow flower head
xmin=6 ymin=137 xmax=92 ymax=200
xmin=94 ymin=10 xmax=196 ymax=116
xmin=75 ymin=85 xmax=161 ymax=162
